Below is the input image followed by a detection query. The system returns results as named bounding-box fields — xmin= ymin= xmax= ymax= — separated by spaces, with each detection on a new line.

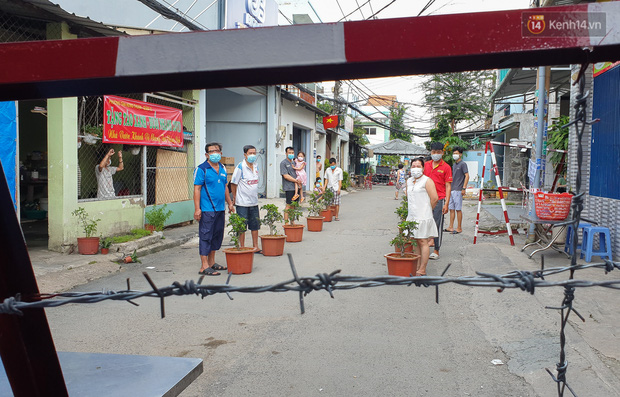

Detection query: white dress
xmin=406 ymin=175 xmax=438 ymax=239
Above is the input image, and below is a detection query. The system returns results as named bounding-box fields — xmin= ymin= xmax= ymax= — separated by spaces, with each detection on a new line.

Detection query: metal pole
xmin=0 ymin=160 xmax=68 ymax=396
xmin=533 ymin=66 xmax=547 ymax=190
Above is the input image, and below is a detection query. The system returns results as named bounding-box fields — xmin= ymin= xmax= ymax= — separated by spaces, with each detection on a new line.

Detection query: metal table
xmin=0 ymin=352 xmax=203 ymax=397
xmin=520 ymin=215 xmax=571 ymax=259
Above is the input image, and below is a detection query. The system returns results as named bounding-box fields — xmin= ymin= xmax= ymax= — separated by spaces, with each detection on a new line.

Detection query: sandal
xmin=199 ymin=267 xmax=220 ymax=276
xmin=291 ymin=194 xmax=299 ymax=200
xmin=416 ymin=272 xmax=426 ymax=277
xmin=211 ymin=263 xmax=227 ymax=271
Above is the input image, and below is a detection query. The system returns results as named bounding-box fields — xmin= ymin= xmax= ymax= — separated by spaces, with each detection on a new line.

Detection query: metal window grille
xmin=143 ymin=92 xmax=196 ymax=206
xmin=77 ymin=92 xmax=196 ymax=205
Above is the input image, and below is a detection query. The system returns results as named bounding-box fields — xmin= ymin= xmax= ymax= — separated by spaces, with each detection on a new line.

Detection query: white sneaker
xmin=429 ymin=253 xmax=439 ymax=260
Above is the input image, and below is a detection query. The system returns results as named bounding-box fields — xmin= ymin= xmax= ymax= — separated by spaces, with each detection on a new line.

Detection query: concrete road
xmin=46 ymin=186 xmax=619 ymax=396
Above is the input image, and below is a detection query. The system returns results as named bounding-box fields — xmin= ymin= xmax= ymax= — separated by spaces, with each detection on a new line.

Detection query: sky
xmin=285 ymin=0 xmax=532 ymax=134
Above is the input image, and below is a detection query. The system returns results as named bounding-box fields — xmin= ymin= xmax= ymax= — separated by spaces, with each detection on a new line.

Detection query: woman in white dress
xmin=405 ymin=157 xmax=439 ymax=276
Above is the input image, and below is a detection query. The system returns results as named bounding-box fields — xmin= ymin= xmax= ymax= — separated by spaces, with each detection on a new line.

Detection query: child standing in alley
xmin=292 ymin=151 xmax=307 ymax=203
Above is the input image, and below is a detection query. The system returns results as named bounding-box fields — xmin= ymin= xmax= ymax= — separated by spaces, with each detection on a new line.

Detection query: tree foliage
xmin=353 ymin=125 xmax=369 ymax=145
xmin=422 ymin=71 xmax=496 ymax=131
xmin=317 ymin=101 xmax=333 ymax=114
xmin=547 ymin=115 xmax=570 ymax=168
xmin=388 ymin=103 xmax=411 ymax=142
xmin=379 ymin=155 xmax=400 ymax=167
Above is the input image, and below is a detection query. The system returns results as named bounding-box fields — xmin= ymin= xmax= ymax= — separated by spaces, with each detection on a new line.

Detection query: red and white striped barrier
xmin=1 ymin=2 xmax=620 ymax=100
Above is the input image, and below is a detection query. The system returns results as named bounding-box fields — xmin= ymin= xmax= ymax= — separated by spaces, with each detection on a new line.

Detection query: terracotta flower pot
xmin=320 ymin=209 xmax=333 ymax=222
xmin=283 ymin=224 xmax=304 ymax=242
xmin=144 ymin=224 xmax=156 ymax=232
xmin=403 ymin=242 xmax=414 ymax=253
xmin=259 ymin=235 xmax=286 ymax=256
xmin=384 ymin=253 xmax=421 ymax=277
xmin=100 ymin=248 xmax=109 ymax=255
xmin=223 ymin=247 xmax=256 ymax=274
xmin=306 ymin=216 xmax=325 ymax=232
xmin=77 ymin=237 xmax=100 ymax=255
xmin=329 ymin=205 xmax=337 ymax=216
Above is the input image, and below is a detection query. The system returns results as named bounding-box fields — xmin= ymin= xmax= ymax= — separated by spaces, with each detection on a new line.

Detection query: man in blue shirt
xmin=194 ymin=142 xmax=234 ymax=276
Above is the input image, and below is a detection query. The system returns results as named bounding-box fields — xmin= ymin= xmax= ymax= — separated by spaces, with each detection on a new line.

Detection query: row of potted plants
xmin=222 ymin=189 xmax=338 ymax=274
xmin=72 ymin=205 xmax=173 ymax=255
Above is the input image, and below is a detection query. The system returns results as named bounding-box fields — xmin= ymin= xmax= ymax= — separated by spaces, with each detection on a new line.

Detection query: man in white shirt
xmin=323 ymin=157 xmax=343 ymax=221
xmin=230 ymin=145 xmax=261 ymax=252
xmin=96 ymin=148 xmax=123 ymax=199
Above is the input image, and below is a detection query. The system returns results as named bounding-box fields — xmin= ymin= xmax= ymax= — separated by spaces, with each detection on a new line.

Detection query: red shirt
xmin=424 ymin=159 xmax=452 ymax=200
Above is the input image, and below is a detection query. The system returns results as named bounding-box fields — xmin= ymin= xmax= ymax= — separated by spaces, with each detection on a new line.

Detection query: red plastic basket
xmin=534 ymin=192 xmax=573 ymax=220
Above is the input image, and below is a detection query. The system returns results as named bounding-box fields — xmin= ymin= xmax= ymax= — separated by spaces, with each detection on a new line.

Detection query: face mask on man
xmin=330 ymin=165 xmax=336 ymax=170
xmin=209 ymin=153 xmax=222 ymax=163
xmin=411 ymin=168 xmax=423 ymax=178
xmin=316 ymin=158 xmax=321 ymax=162
xmin=288 ymin=154 xmax=294 ymax=160
xmin=247 ymin=154 xmax=257 ymax=163
xmin=453 ymin=154 xmax=460 ymax=161
xmin=431 ymin=153 xmax=443 ymax=161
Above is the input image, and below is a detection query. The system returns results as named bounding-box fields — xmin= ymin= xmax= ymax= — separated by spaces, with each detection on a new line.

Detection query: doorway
xmin=293 ymin=125 xmax=311 ymax=190
xmin=18 ymin=100 xmax=49 ymax=249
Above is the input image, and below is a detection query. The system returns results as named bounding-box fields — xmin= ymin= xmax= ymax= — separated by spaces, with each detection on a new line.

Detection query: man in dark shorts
xmin=424 ymin=141 xmax=452 ymax=260
xmin=193 ymin=142 xmax=234 ymax=276
xmin=281 ymin=146 xmax=302 ymax=222
xmin=230 ymin=145 xmax=261 ymax=252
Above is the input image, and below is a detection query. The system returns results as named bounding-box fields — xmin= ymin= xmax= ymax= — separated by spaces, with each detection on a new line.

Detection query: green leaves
xmin=284 ymin=201 xmax=303 ymax=225
xmin=388 ymin=103 xmax=411 ymax=142
xmin=260 ymin=204 xmax=283 ymax=236
xmin=227 ymin=212 xmax=248 ymax=248
xmin=547 ymin=115 xmax=570 ymax=167
xmin=71 ymin=207 xmax=100 ymax=238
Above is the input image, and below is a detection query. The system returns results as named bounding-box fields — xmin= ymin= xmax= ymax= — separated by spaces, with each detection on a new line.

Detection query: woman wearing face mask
xmin=404 ymin=157 xmax=439 ymax=276
xmin=291 ymin=151 xmax=307 ymax=203
xmin=316 ymin=155 xmax=322 ymax=180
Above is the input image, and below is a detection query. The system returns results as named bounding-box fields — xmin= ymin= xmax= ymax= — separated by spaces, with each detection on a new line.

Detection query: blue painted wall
xmin=590 ymin=65 xmax=620 ymax=199
xmin=0 ymin=101 xmax=17 ymax=209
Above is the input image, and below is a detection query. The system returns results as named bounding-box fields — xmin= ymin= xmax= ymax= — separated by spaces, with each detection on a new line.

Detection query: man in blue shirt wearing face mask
xmin=194 ymin=142 xmax=234 ymax=276
xmin=280 ymin=146 xmax=302 ymax=222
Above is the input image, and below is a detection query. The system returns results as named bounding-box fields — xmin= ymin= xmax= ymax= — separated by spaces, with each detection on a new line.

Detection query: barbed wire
xmin=1 ymin=255 xmax=619 ymax=318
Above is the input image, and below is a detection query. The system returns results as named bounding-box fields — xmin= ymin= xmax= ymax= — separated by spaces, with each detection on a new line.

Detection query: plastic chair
xmin=564 ymin=222 xmax=590 ymax=256
xmin=580 ymin=226 xmax=612 ymax=263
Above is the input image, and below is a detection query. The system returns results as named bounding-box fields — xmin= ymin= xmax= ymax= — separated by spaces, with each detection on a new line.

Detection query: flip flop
xmin=199 ymin=267 xmax=220 ymax=276
xmin=443 ymin=228 xmax=454 ymax=232
xmin=453 ymin=231 xmax=462 ymax=234
xmin=255 ymin=249 xmax=263 ymax=254
xmin=211 ymin=263 xmax=227 ymax=271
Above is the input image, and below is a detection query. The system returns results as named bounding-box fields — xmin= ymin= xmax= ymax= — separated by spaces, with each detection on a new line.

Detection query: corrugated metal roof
xmin=0 ymin=0 xmax=125 ymax=38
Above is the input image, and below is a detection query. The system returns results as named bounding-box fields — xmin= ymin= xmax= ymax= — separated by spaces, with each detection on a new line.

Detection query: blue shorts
xmin=448 ymin=191 xmax=463 ymax=211
xmin=236 ymin=205 xmax=260 ymax=231
xmin=199 ymin=211 xmax=225 ymax=256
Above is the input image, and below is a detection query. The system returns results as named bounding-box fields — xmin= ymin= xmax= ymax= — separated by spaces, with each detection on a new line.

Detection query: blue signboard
xmin=0 ymin=101 xmax=17 ymax=209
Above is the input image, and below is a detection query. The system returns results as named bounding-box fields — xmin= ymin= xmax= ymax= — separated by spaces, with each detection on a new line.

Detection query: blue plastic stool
xmin=564 ymin=222 xmax=590 ymax=256
xmin=580 ymin=226 xmax=612 ymax=262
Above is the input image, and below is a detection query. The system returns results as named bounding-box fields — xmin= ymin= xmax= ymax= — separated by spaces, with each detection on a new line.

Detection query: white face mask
xmin=431 ymin=153 xmax=443 ymax=161
xmin=452 ymin=154 xmax=460 ymax=161
xmin=298 ymin=156 xmax=304 ymax=161
xmin=77 ymin=141 xmax=82 ymax=149
xmin=411 ymin=168 xmax=423 ymax=178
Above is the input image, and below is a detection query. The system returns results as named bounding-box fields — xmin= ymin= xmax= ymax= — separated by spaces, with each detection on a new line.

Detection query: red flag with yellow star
xmin=323 ymin=115 xmax=338 ymax=129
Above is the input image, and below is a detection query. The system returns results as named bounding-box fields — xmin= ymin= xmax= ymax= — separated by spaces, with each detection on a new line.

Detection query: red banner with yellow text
xmin=103 ymin=95 xmax=183 ymax=147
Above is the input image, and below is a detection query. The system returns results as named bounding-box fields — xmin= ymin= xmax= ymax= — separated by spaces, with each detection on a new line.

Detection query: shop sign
xmin=593 ymin=61 xmax=620 ymax=78
xmin=103 ymin=95 xmax=183 ymax=147
xmin=226 ymin=0 xmax=278 ymax=29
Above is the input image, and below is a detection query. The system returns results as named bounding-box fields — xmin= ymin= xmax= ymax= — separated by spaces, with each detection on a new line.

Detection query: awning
xmin=366 ymin=139 xmax=429 ymax=156
xmin=490 ymin=67 xmax=571 ymax=102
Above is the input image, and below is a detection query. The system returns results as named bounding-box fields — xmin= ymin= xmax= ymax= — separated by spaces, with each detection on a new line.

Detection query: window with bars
xmin=77 ymin=93 xmax=196 ymax=206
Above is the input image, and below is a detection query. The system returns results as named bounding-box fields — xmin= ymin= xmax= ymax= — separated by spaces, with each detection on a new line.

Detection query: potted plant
xmin=395 ymin=196 xmax=413 ymax=252
xmin=82 ymin=124 xmax=102 ymax=145
xmin=283 ymin=201 xmax=304 ymax=242
xmin=384 ymin=220 xmax=420 ymax=277
xmin=306 ymin=191 xmax=325 ymax=232
xmin=72 ymin=207 xmax=101 ymax=255
xmin=259 ymin=204 xmax=286 ymax=256
xmin=145 ymin=204 xmax=173 ymax=232
xmin=123 ymin=250 xmax=141 ymax=264
xmin=100 ymin=237 xmax=112 ymax=255
xmin=320 ymin=188 xmax=334 ymax=222
xmin=223 ymin=213 xmax=256 ymax=274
